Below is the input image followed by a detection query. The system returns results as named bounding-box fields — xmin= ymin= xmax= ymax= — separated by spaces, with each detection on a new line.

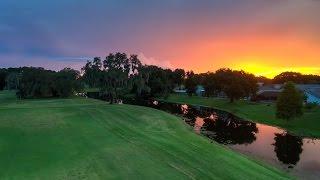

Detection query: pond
xmin=123 ymin=98 xmax=320 ymax=179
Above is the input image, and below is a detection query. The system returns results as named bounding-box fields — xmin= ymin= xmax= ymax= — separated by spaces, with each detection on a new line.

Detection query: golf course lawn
xmin=163 ymin=94 xmax=320 ymax=138
xmin=0 ymin=91 xmax=290 ymax=179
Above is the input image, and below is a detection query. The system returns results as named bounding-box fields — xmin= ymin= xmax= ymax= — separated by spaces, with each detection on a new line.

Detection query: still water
xmin=124 ymin=98 xmax=320 ymax=179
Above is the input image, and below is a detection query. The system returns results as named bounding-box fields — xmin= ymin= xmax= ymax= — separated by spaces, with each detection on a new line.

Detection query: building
xmin=255 ymin=84 xmax=283 ymax=101
xmin=173 ymin=85 xmax=187 ymax=95
xmin=173 ymin=85 xmax=205 ymax=96
xmin=297 ymin=84 xmax=320 ymax=104
xmin=195 ymin=85 xmax=205 ymax=96
xmin=256 ymin=83 xmax=320 ymax=105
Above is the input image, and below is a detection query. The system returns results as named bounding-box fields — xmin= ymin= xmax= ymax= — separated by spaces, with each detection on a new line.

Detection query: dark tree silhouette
xmin=214 ymin=69 xmax=258 ymax=102
xmin=81 ymin=57 xmax=103 ymax=88
xmin=140 ymin=65 xmax=172 ymax=98
xmin=202 ymin=113 xmax=258 ymax=145
xmin=273 ymin=72 xmax=320 ymax=84
xmin=0 ymin=69 xmax=7 ymax=90
xmin=171 ymin=69 xmax=185 ymax=87
xmin=53 ymin=68 xmax=82 ymax=97
xmin=276 ymin=82 xmax=303 ymax=120
xmin=202 ymin=72 xmax=218 ymax=97
xmin=185 ymin=71 xmax=197 ymax=96
xmin=273 ymin=133 xmax=303 ymax=166
xmin=101 ymin=53 xmax=131 ymax=104
xmin=16 ymin=67 xmax=82 ymax=99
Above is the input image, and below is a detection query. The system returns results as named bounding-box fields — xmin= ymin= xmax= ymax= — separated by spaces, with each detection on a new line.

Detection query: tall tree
xmin=0 ymin=69 xmax=7 ymax=90
xmin=81 ymin=57 xmax=102 ymax=88
xmin=140 ymin=65 xmax=171 ymax=98
xmin=5 ymin=72 xmax=21 ymax=90
xmin=276 ymin=82 xmax=303 ymax=120
xmin=101 ymin=53 xmax=142 ymax=103
xmin=171 ymin=69 xmax=185 ymax=87
xmin=185 ymin=71 xmax=197 ymax=96
xmin=215 ymin=69 xmax=257 ymax=102
xmin=53 ymin=68 xmax=82 ymax=97
xmin=202 ymin=72 xmax=218 ymax=97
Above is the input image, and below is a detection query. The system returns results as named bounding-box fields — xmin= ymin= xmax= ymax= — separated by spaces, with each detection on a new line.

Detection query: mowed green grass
xmin=164 ymin=94 xmax=320 ymax=138
xmin=0 ymin=91 xmax=290 ymax=179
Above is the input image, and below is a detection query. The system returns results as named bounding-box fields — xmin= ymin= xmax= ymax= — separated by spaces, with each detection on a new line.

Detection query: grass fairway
xmin=0 ymin=91 xmax=290 ymax=179
xmin=164 ymin=94 xmax=320 ymax=138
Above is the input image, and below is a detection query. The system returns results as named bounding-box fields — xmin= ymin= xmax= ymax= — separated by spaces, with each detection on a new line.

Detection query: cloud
xmin=138 ymin=53 xmax=173 ymax=69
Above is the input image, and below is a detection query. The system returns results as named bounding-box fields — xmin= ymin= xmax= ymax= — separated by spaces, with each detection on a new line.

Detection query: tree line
xmin=0 ymin=67 xmax=82 ymax=98
xmin=81 ymin=53 xmax=185 ymax=103
xmin=1 ymin=52 xmax=319 ymax=103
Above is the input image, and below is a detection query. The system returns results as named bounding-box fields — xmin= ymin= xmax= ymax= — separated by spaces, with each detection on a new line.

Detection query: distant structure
xmin=256 ymin=83 xmax=320 ymax=104
xmin=297 ymin=84 xmax=320 ymax=104
xmin=173 ymin=85 xmax=205 ymax=96
xmin=173 ymin=85 xmax=187 ymax=95
xmin=255 ymin=84 xmax=283 ymax=101
xmin=195 ymin=85 xmax=205 ymax=96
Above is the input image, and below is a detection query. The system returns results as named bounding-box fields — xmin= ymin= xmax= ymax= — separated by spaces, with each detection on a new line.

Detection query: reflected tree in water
xmin=202 ymin=114 xmax=258 ymax=145
xmin=273 ymin=133 xmax=303 ymax=166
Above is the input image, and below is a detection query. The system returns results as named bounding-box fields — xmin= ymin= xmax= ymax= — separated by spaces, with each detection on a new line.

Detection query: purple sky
xmin=1 ymin=0 xmax=320 ymax=76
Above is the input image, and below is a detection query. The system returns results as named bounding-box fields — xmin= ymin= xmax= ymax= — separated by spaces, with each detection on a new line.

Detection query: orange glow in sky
xmin=1 ymin=0 xmax=320 ymax=77
xmin=164 ymin=31 xmax=320 ymax=78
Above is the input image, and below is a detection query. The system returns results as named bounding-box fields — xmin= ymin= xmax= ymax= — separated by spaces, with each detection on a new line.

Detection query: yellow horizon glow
xmin=232 ymin=62 xmax=320 ymax=78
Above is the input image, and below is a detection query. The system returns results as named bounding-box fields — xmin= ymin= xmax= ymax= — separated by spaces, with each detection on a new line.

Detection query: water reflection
xmin=194 ymin=117 xmax=205 ymax=134
xmin=122 ymin=98 xmax=320 ymax=179
xmin=273 ymin=133 xmax=303 ymax=166
xmin=203 ymin=115 xmax=258 ymax=145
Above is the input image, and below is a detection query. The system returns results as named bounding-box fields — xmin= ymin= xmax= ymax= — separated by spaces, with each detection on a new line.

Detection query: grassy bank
xmin=0 ymin=91 xmax=290 ymax=179
xmin=163 ymin=94 xmax=320 ymax=138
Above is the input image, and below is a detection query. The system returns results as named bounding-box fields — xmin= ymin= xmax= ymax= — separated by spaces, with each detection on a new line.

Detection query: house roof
xmin=257 ymin=84 xmax=320 ymax=98
xmin=296 ymin=84 xmax=320 ymax=98
xmin=257 ymin=91 xmax=280 ymax=98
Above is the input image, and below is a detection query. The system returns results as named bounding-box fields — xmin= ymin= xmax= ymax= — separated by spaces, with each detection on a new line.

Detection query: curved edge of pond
xmin=159 ymin=99 xmax=318 ymax=139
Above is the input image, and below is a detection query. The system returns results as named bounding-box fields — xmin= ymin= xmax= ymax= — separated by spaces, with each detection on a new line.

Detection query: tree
xmin=81 ymin=57 xmax=102 ymax=88
xmin=18 ymin=68 xmax=55 ymax=98
xmin=223 ymin=77 xmax=244 ymax=103
xmin=53 ymin=68 xmax=82 ymax=97
xmin=0 ymin=69 xmax=7 ymax=90
xmin=140 ymin=65 xmax=171 ymax=98
xmin=276 ymin=82 xmax=303 ymax=120
xmin=215 ymin=69 xmax=257 ymax=102
xmin=100 ymin=53 xmax=146 ymax=103
xmin=132 ymin=69 xmax=151 ymax=98
xmin=185 ymin=71 xmax=197 ymax=96
xmin=202 ymin=72 xmax=217 ymax=97
xmin=17 ymin=67 xmax=82 ymax=99
xmin=171 ymin=69 xmax=185 ymax=87
xmin=101 ymin=53 xmax=130 ymax=104
xmin=256 ymin=76 xmax=272 ymax=85
xmin=273 ymin=71 xmax=320 ymax=84
xmin=5 ymin=72 xmax=21 ymax=90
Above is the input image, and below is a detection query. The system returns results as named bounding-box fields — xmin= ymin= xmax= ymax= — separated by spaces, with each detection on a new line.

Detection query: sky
xmin=0 ymin=0 xmax=320 ymax=78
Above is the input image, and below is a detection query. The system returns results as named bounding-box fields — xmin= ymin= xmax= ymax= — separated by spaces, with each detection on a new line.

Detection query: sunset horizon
xmin=1 ymin=0 xmax=320 ymax=78
xmin=1 ymin=1 xmax=320 ymax=179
